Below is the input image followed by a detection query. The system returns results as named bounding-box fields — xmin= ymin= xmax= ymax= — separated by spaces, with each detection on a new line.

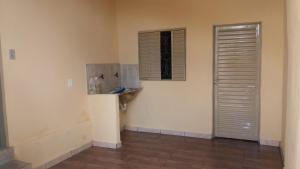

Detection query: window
xmin=138 ymin=28 xmax=186 ymax=81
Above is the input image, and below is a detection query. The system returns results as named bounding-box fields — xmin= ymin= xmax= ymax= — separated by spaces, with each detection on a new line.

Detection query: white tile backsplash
xmin=86 ymin=64 xmax=141 ymax=94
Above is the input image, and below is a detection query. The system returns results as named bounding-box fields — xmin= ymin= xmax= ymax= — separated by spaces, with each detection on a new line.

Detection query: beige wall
xmin=0 ymin=0 xmax=117 ymax=168
xmin=116 ymin=0 xmax=286 ymax=142
xmin=283 ymin=0 xmax=300 ymax=168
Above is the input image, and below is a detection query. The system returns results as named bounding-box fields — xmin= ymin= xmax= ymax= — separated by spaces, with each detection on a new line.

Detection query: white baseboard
xmin=260 ymin=139 xmax=280 ymax=147
xmin=125 ymin=126 xmax=139 ymax=132
xmin=161 ymin=129 xmax=185 ymax=136
xmin=126 ymin=126 xmax=279 ymax=146
xmin=125 ymin=126 xmax=212 ymax=139
xmin=35 ymin=142 xmax=92 ymax=169
xmin=138 ymin=127 xmax=161 ymax=134
xmin=184 ymin=131 xmax=213 ymax=139
xmin=93 ymin=141 xmax=122 ymax=149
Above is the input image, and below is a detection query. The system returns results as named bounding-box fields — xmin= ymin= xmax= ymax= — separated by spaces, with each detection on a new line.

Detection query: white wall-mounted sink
xmin=118 ymin=88 xmax=142 ymax=111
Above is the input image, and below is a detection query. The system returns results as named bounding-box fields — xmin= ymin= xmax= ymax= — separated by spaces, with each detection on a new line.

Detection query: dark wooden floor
xmin=50 ymin=131 xmax=283 ymax=169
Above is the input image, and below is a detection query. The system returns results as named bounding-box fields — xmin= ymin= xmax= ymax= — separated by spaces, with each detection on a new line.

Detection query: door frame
xmin=0 ymin=37 xmax=8 ymax=148
xmin=212 ymin=22 xmax=262 ymax=141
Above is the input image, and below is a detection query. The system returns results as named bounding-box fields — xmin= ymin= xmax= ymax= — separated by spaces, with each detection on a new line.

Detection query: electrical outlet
xmin=9 ymin=49 xmax=16 ymax=60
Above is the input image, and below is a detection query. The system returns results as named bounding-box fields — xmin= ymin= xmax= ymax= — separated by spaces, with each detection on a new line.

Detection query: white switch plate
xmin=67 ymin=79 xmax=73 ymax=88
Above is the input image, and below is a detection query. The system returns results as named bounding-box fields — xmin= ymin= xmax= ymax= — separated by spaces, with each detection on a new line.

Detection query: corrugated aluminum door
xmin=214 ymin=23 xmax=261 ymax=141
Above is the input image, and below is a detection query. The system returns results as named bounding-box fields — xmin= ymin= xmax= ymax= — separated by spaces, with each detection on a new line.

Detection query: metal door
xmin=214 ymin=23 xmax=261 ymax=141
